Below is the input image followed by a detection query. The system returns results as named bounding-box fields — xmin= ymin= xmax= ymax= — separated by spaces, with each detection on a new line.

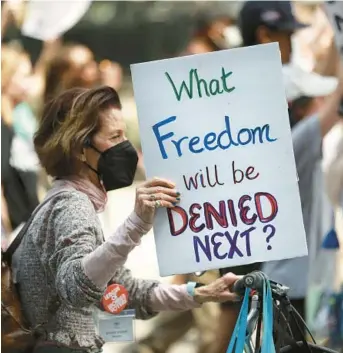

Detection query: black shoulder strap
xmin=3 ymin=191 xmax=69 ymax=263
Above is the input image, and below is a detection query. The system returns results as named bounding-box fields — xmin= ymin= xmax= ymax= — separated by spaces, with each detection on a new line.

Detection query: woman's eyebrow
xmin=109 ymin=129 xmax=123 ymax=136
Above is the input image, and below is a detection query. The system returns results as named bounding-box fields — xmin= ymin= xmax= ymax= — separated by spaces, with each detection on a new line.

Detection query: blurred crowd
xmin=1 ymin=1 xmax=342 ymax=352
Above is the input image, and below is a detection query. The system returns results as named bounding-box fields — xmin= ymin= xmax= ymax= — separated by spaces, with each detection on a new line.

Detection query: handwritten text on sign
xmin=131 ymin=43 xmax=307 ymax=276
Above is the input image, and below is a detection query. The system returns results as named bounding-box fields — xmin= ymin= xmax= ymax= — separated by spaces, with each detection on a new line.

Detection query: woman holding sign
xmin=11 ymin=86 xmax=240 ymax=353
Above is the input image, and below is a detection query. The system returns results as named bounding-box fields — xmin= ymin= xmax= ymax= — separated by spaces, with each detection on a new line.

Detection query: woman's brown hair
xmin=34 ymin=86 xmax=121 ymax=178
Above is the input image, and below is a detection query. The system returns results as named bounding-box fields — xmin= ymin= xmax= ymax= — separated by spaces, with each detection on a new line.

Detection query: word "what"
xmin=165 ymin=67 xmax=235 ymax=102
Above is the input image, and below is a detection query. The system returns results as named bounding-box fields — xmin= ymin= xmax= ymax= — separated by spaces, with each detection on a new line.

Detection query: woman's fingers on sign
xmin=143 ymin=186 xmax=180 ymax=197
xmin=134 ymin=178 xmax=180 ymax=224
xmin=138 ymin=193 xmax=180 ymax=206
xmin=144 ymin=177 xmax=176 ymax=189
xmin=136 ymin=177 xmax=180 ymax=207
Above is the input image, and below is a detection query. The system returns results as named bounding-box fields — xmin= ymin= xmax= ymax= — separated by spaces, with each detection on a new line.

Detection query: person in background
xmin=183 ymin=12 xmax=242 ymax=56
xmin=1 ymin=0 xmax=14 ymax=40
xmin=265 ymin=29 xmax=342 ymax=349
xmin=324 ymin=120 xmax=343 ymax=349
xmin=239 ymin=1 xmax=307 ymax=64
xmin=43 ymin=44 xmax=99 ymax=105
xmin=291 ymin=2 xmax=334 ymax=72
xmin=325 ymin=121 xmax=343 ymax=233
xmin=213 ymin=2 xmax=308 ymax=351
xmin=285 ymin=65 xmax=339 ymax=128
xmin=44 ymin=43 xmax=124 ymax=105
xmin=283 ymin=65 xmax=340 ymax=325
xmin=13 ymin=86 xmax=241 ymax=353
xmin=311 ymin=119 xmax=343 ymax=348
xmin=1 ymin=44 xmax=40 ymax=244
xmin=99 ymin=59 xmax=123 ymax=91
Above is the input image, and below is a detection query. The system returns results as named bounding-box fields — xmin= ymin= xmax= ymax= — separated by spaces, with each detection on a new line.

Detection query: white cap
xmin=282 ymin=64 xmax=338 ymax=102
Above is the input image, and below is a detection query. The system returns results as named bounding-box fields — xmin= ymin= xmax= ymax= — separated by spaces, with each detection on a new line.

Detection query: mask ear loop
xmin=85 ymin=137 xmax=103 ymax=155
xmin=83 ymin=137 xmax=103 ymax=183
xmin=82 ymin=138 xmax=107 ymax=193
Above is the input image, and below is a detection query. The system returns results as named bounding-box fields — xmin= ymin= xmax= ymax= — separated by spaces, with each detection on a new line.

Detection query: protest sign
xmin=325 ymin=1 xmax=343 ymax=60
xmin=131 ymin=43 xmax=307 ymax=276
xmin=22 ymin=0 xmax=92 ymax=41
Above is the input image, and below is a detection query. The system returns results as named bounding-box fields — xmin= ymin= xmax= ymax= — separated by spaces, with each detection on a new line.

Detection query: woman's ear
xmin=80 ymin=141 xmax=89 ymax=161
xmin=79 ymin=150 xmax=87 ymax=162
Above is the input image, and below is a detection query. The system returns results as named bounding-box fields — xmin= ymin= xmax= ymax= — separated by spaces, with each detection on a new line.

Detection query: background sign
xmin=131 ymin=43 xmax=307 ymax=276
xmin=325 ymin=1 xmax=343 ymax=60
xmin=21 ymin=0 xmax=92 ymax=41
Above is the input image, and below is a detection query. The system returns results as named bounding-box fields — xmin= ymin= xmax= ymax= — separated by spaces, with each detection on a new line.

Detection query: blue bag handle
xmin=262 ymin=278 xmax=276 ymax=353
xmin=226 ymin=287 xmax=251 ymax=353
xmin=226 ymin=276 xmax=275 ymax=353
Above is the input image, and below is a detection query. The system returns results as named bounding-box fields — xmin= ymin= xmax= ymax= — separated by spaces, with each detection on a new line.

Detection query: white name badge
xmin=94 ymin=309 xmax=136 ymax=343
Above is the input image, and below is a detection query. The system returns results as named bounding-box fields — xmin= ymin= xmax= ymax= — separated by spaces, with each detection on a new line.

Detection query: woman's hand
xmin=134 ymin=177 xmax=180 ymax=224
xmin=194 ymin=272 xmax=241 ymax=304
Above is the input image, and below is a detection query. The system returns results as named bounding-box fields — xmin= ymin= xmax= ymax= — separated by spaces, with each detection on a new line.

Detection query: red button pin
xmin=102 ymin=284 xmax=128 ymax=314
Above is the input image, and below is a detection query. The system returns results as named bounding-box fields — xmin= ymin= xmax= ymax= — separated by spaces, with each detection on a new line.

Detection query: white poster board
xmin=22 ymin=0 xmax=92 ymax=41
xmin=325 ymin=1 xmax=343 ymax=60
xmin=131 ymin=43 xmax=307 ymax=276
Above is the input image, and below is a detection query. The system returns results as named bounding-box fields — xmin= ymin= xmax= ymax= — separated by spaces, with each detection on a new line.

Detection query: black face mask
xmin=86 ymin=140 xmax=138 ymax=191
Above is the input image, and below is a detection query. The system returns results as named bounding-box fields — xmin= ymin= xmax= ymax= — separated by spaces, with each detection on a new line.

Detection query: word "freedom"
xmin=152 ymin=115 xmax=277 ymax=160
xmin=165 ymin=67 xmax=235 ymax=101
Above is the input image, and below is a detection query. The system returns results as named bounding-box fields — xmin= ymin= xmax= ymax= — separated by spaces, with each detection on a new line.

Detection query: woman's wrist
xmin=129 ymin=211 xmax=153 ymax=235
xmin=150 ymin=283 xmax=201 ymax=311
xmin=193 ymin=286 xmax=209 ymax=304
xmin=186 ymin=282 xmax=208 ymax=304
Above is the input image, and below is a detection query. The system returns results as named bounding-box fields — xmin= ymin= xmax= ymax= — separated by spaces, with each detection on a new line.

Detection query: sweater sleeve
xmin=107 ymin=274 xmax=200 ymax=318
xmin=110 ymin=267 xmax=159 ymax=320
xmin=49 ymin=192 xmax=150 ymax=308
xmin=82 ymin=212 xmax=151 ymax=288
xmin=150 ymin=284 xmax=201 ymax=311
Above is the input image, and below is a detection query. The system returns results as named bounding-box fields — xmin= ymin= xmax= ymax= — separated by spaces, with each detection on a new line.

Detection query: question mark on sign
xmin=263 ymin=224 xmax=276 ymax=250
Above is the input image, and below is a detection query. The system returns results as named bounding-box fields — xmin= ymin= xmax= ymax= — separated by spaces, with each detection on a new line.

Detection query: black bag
xmin=273 ymin=300 xmax=340 ymax=353
xmin=281 ymin=342 xmax=340 ymax=353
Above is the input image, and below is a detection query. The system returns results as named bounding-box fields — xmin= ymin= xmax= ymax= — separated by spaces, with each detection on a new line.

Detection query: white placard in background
xmin=131 ymin=43 xmax=307 ymax=276
xmin=22 ymin=0 xmax=92 ymax=41
xmin=325 ymin=1 xmax=343 ymax=59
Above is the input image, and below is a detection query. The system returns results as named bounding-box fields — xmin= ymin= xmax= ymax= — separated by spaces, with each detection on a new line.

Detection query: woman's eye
xmin=112 ymin=135 xmax=120 ymax=140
